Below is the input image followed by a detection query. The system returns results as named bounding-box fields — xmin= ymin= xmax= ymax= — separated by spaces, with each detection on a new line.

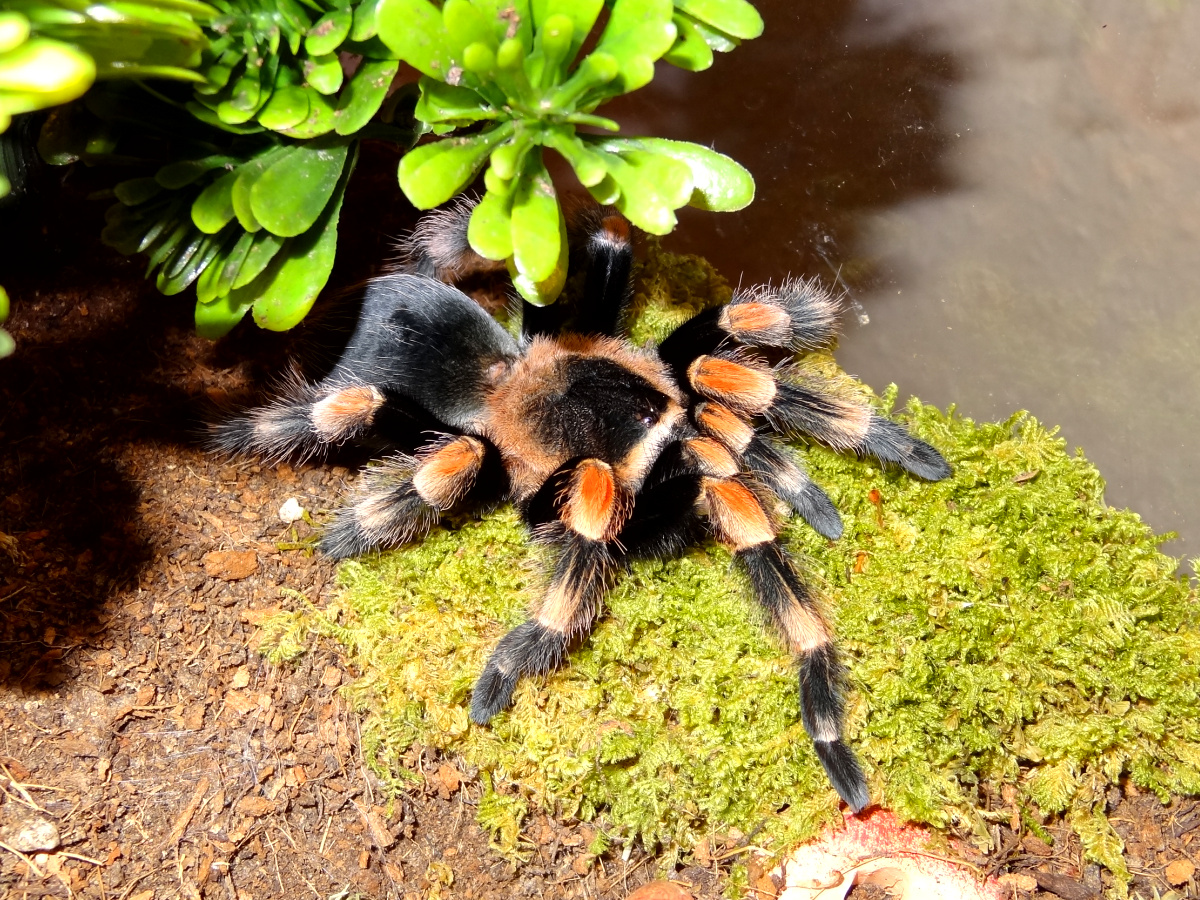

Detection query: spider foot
xmin=470 ymin=622 xmax=568 ymax=723
xmin=813 ymin=739 xmax=870 ymax=813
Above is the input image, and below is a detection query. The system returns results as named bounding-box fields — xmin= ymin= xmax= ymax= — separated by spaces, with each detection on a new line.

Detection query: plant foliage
xmin=379 ymin=0 xmax=759 ymax=302
xmin=3 ymin=0 xmax=761 ymax=339
xmin=261 ymin=245 xmax=1200 ymax=889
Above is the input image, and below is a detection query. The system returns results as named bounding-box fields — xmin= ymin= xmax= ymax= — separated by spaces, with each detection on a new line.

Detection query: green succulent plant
xmin=190 ymin=0 xmax=401 ymax=139
xmin=0 ymin=284 xmax=12 ymax=357
xmin=379 ymin=0 xmax=761 ymax=303
xmin=4 ymin=0 xmax=762 ymax=338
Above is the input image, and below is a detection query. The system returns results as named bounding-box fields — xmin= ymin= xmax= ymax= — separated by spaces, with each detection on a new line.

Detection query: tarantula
xmin=212 ymin=201 xmax=951 ymax=812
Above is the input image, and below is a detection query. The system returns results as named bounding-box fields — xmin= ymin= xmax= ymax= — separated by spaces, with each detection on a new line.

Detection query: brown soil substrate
xmin=1 ymin=146 xmax=1195 ymax=900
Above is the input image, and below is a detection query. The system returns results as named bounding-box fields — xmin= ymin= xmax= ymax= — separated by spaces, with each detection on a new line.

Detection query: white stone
xmin=279 ymin=497 xmax=305 ymax=524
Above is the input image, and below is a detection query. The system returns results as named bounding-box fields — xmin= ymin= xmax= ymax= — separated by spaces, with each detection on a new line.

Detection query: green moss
xmin=262 ymin=246 xmax=1199 ymax=890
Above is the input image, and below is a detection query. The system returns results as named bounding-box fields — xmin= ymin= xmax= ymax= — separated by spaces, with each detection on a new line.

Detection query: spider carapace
xmin=213 ymin=201 xmax=952 ymax=812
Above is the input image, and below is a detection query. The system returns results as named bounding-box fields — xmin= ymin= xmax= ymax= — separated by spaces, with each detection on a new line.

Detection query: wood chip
xmin=1033 ymin=871 xmax=1093 ymax=900
xmin=164 ymin=777 xmax=210 ymax=849
xmin=235 ymin=795 xmax=274 ymax=818
xmin=1020 ymin=834 xmax=1054 ymax=857
xmin=1166 ymin=859 xmax=1196 ymax=886
xmin=999 ymin=872 xmax=1038 ymax=892
xmin=624 ymin=882 xmax=692 ymax=900
xmin=436 ymin=763 xmax=461 ymax=795
xmin=241 ymin=604 xmax=282 ymax=625
xmin=202 ymin=550 xmax=258 ymax=581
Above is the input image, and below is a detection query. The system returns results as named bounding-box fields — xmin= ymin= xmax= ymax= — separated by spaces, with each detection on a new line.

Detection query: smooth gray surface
xmin=608 ymin=0 xmax=1200 ymax=566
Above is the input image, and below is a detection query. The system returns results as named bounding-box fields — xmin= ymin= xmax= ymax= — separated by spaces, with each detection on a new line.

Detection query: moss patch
xmin=262 ymin=248 xmax=1200 ymax=889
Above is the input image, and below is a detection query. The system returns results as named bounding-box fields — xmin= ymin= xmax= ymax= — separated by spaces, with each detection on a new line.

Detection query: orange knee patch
xmin=599 ymin=214 xmax=630 ymax=246
xmin=688 ymin=356 xmax=776 ymax=415
xmin=685 ymin=437 xmax=740 ymax=478
xmin=703 ymin=477 xmax=775 ymax=550
xmin=720 ymin=302 xmax=791 ymax=344
xmin=695 ymin=402 xmax=755 ymax=454
xmin=413 ymin=437 xmax=485 ymax=509
xmin=563 ymin=460 xmax=625 ymax=542
xmin=312 ymin=385 xmax=384 ymax=441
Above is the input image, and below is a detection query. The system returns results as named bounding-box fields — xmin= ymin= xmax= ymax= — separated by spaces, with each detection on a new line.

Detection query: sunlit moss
xmin=262 ymin=245 xmax=1199 ymax=892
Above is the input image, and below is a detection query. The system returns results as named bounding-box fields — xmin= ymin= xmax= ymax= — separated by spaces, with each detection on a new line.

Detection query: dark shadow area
xmin=0 ymin=141 xmax=417 ymax=690
xmin=602 ymin=0 xmax=963 ymax=291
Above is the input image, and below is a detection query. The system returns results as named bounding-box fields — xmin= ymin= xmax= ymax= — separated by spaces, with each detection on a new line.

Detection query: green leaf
xmin=621 ymin=148 xmax=693 ymax=210
xmin=304 ymin=52 xmax=344 ymax=95
xmin=442 ymin=0 xmax=495 ymax=57
xmin=257 ymin=84 xmax=310 ymax=130
xmin=414 ymin=77 xmax=494 ymax=125
xmin=466 ymin=183 xmax=513 ymax=260
xmin=526 ymin=12 xmax=574 ymax=89
xmin=398 ymin=120 xmax=514 ymax=209
xmin=191 ymin=168 xmax=239 ymax=234
xmin=628 ymin=137 xmax=754 ymax=211
xmin=506 ymin=202 xmax=566 ymax=306
xmin=673 ymin=0 xmax=763 ymax=41
xmin=663 ymin=12 xmax=713 ymax=71
xmin=233 ymin=228 xmax=285 ymax=289
xmin=376 ymin=0 xmax=450 ymax=79
xmin=135 ymin=205 xmax=190 ymax=263
xmin=334 ymin=58 xmax=399 ymax=135
xmin=489 ymin=129 xmax=533 ymax=180
xmin=542 ymin=127 xmax=605 ymax=187
xmin=155 ymin=227 xmax=208 ymax=292
xmin=186 ymin=100 xmax=265 ymax=134
xmin=156 ymin=154 xmax=237 ymax=189
xmin=589 ymin=0 xmax=675 ymax=95
xmin=510 ymin=152 xmax=561 ymax=284
xmin=531 ymin=0 xmax=602 ymax=63
xmin=231 ymin=144 xmax=291 ymax=232
xmin=0 ymin=12 xmax=30 ymax=55
xmin=114 ymin=176 xmax=164 ymax=206
xmin=306 ymin=7 xmax=352 ymax=56
xmin=250 ymin=146 xmax=353 ymax=330
xmin=0 ymin=37 xmax=94 ymax=107
xmin=686 ymin=15 xmax=738 ymax=53
xmin=159 ymin=226 xmax=234 ymax=295
xmin=598 ymin=151 xmax=681 ymax=234
xmin=223 ymin=67 xmax=264 ymax=116
xmin=279 ymin=87 xmax=338 ymax=138
xmin=546 ymin=49 xmax=617 ymax=110
xmin=251 ymin=137 xmax=351 ymax=237
xmin=350 ymin=0 xmax=380 ymax=41
xmin=203 ymin=229 xmax=255 ymax=299
xmin=195 ymin=289 xmax=254 ymax=338
xmin=195 ymin=237 xmax=229 ymax=304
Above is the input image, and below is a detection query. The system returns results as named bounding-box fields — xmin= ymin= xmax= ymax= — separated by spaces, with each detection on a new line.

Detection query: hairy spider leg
xmin=742 ymin=436 xmax=843 ymax=540
xmin=767 ymin=379 xmax=952 ymax=482
xmin=470 ymin=459 xmax=626 ymax=722
xmin=523 ymin=206 xmax=636 ymax=340
xmin=656 ymin=277 xmax=842 ymax=376
xmin=210 ymin=365 xmax=457 ymax=463
xmin=321 ymin=434 xmax=507 ymax=559
xmin=209 ymin=374 xmax=385 ymax=461
xmin=209 ymin=274 xmax=521 ymax=464
xmin=395 ymin=196 xmax=506 ymax=281
xmin=700 ymin=475 xmax=870 ymax=813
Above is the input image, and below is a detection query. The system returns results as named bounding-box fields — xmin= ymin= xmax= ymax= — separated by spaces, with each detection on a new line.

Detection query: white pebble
xmin=279 ymin=497 xmax=305 ymax=524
